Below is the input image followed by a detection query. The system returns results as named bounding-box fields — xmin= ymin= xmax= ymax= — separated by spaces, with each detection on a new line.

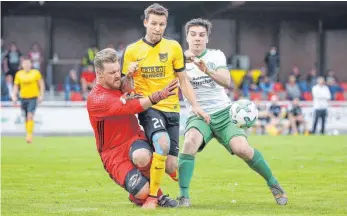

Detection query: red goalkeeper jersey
xmin=87 ymin=84 xmax=146 ymax=157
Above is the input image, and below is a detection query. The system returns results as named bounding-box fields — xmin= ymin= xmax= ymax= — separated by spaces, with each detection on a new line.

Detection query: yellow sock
xmin=149 ymin=152 xmax=167 ymax=197
xmin=26 ymin=120 xmax=34 ymax=136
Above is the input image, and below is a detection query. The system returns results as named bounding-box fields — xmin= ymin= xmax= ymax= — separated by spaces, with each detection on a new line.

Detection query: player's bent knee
xmin=125 ymin=169 xmax=149 ymax=198
xmin=152 ymin=132 xmax=170 ymax=155
xmin=132 ymin=148 xmax=152 ymax=168
xmin=229 ymin=136 xmax=253 ymax=160
xmin=134 ymin=182 xmax=149 ymax=200
xmin=183 ymin=128 xmax=203 ymax=155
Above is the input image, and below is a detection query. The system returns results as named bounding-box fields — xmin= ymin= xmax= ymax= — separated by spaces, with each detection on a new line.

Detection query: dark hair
xmin=185 ymin=18 xmax=212 ymax=36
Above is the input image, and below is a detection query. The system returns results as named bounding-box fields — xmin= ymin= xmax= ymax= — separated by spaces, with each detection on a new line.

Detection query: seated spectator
xmin=253 ymin=98 xmax=269 ymax=135
xmin=259 ymin=76 xmax=273 ymax=99
xmin=306 ymin=68 xmax=317 ymax=91
xmin=28 ymin=43 xmax=43 ymax=71
xmin=288 ymin=98 xmax=309 ymax=135
xmin=81 ymin=65 xmax=96 ymax=98
xmin=290 ymin=65 xmax=301 ymax=82
xmin=64 ymin=69 xmax=81 ymax=101
xmin=286 ymin=75 xmax=301 ymax=100
xmin=241 ymin=70 xmax=259 ymax=98
xmin=326 ymin=78 xmax=343 ymax=100
xmin=266 ymin=95 xmax=290 ymax=135
xmin=326 ymin=69 xmax=339 ymax=83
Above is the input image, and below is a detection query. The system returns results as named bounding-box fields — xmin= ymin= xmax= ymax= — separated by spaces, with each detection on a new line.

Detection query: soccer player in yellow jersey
xmin=121 ymin=3 xmax=210 ymax=209
xmin=12 ymin=59 xmax=45 ymax=143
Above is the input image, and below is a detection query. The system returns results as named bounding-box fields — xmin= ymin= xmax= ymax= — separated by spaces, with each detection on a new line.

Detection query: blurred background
xmin=1 ymin=1 xmax=347 ymax=136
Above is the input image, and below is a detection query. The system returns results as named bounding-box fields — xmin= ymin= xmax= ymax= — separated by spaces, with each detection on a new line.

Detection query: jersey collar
xmin=142 ymin=37 xmax=162 ymax=48
xmin=197 ymin=49 xmax=208 ymax=59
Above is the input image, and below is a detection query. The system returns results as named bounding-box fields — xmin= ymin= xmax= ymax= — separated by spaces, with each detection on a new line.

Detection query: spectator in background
xmin=28 ymin=43 xmax=43 ymax=71
xmin=290 ymin=65 xmax=301 ymax=82
xmin=64 ymin=69 xmax=81 ymax=101
xmin=1 ymin=71 xmax=10 ymax=101
xmin=3 ymin=42 xmax=22 ymax=79
xmin=288 ymin=98 xmax=309 ymax=135
xmin=311 ymin=77 xmax=331 ymax=135
xmin=264 ymin=46 xmax=280 ymax=82
xmin=326 ymin=69 xmax=339 ymax=83
xmin=1 ymin=38 xmax=7 ymax=68
xmin=81 ymin=64 xmax=96 ymax=99
xmin=266 ymin=95 xmax=290 ymax=135
xmin=82 ymin=45 xmax=98 ymax=68
xmin=253 ymin=98 xmax=269 ymax=135
xmin=306 ymin=68 xmax=317 ymax=91
xmin=326 ymin=78 xmax=343 ymax=100
xmin=285 ymin=75 xmax=301 ymax=100
xmin=241 ymin=70 xmax=259 ymax=98
xmin=259 ymin=76 xmax=273 ymax=99
xmin=116 ymin=42 xmax=125 ymax=58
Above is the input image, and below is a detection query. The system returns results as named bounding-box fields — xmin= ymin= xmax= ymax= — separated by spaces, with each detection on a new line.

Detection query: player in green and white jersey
xmin=177 ymin=18 xmax=287 ymax=207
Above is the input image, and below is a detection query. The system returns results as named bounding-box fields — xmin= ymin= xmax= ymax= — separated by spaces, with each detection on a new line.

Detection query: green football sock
xmin=246 ymin=149 xmax=278 ymax=187
xmin=178 ymin=153 xmax=195 ymax=198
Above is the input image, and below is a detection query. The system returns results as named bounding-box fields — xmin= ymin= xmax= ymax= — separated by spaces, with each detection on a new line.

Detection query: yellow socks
xmin=26 ymin=120 xmax=34 ymax=136
xmin=149 ymin=152 xmax=167 ymax=197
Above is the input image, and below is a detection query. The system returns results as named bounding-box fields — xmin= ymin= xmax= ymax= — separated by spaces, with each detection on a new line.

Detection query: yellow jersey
xmin=14 ymin=69 xmax=42 ymax=99
xmin=121 ymin=37 xmax=185 ymax=113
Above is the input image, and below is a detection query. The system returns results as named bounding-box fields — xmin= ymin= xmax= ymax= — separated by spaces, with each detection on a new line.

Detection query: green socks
xmin=178 ymin=153 xmax=195 ymax=198
xmin=246 ymin=149 xmax=278 ymax=187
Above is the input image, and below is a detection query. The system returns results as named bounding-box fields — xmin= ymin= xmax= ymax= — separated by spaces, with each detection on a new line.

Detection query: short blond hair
xmin=94 ymin=48 xmax=118 ymax=70
xmin=144 ymin=3 xmax=169 ymax=20
xmin=185 ymin=18 xmax=212 ymax=36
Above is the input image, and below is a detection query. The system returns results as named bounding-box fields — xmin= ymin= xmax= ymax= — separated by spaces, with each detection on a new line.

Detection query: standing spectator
xmin=64 ymin=69 xmax=81 ymax=101
xmin=4 ymin=42 xmax=23 ymax=79
xmin=28 ymin=43 xmax=43 ymax=71
xmin=116 ymin=42 xmax=126 ymax=58
xmin=290 ymin=65 xmax=301 ymax=82
xmin=311 ymin=77 xmax=331 ymax=134
xmin=285 ymin=75 xmax=301 ymax=100
xmin=259 ymin=76 xmax=273 ymax=99
xmin=82 ymin=45 xmax=98 ymax=68
xmin=264 ymin=46 xmax=280 ymax=82
xmin=306 ymin=68 xmax=317 ymax=91
xmin=81 ymin=65 xmax=96 ymax=99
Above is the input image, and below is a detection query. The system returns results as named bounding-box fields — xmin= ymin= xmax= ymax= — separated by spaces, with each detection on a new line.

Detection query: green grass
xmin=1 ymin=136 xmax=347 ymax=216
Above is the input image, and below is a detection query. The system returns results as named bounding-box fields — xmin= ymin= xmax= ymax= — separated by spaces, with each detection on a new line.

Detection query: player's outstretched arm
xmin=88 ymin=79 xmax=179 ymax=118
xmin=177 ymin=72 xmax=210 ymax=123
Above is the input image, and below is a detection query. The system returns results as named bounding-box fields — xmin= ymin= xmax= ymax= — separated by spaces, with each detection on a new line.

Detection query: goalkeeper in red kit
xmin=87 ymin=48 xmax=179 ymax=208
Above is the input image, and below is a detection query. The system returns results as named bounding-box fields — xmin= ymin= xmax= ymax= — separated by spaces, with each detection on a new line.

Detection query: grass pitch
xmin=1 ymin=135 xmax=347 ymax=216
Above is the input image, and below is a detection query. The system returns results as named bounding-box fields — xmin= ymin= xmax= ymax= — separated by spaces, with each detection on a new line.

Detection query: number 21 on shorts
xmin=152 ymin=118 xmax=165 ymax=129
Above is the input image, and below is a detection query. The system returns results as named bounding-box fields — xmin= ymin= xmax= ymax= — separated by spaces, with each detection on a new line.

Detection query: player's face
xmin=101 ymin=62 xmax=121 ymax=89
xmin=144 ymin=14 xmax=167 ymax=43
xmin=22 ymin=60 xmax=32 ymax=71
xmin=186 ymin=26 xmax=208 ymax=51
